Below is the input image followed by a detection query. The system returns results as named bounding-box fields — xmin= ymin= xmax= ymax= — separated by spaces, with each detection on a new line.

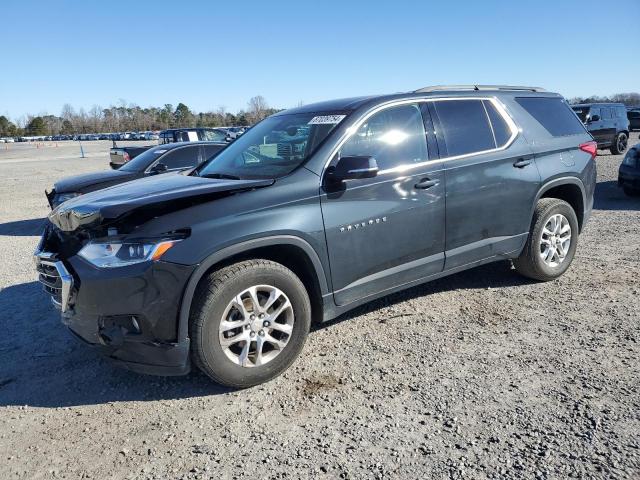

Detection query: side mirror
xmin=589 ymin=114 xmax=600 ymax=122
xmin=149 ymin=163 xmax=168 ymax=174
xmin=328 ymin=156 xmax=379 ymax=181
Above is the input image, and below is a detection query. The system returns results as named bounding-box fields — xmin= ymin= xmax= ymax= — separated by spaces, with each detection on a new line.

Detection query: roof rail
xmin=414 ymin=85 xmax=546 ymax=93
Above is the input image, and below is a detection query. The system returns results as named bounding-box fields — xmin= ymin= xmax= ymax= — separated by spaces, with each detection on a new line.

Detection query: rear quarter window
xmin=516 ymin=97 xmax=586 ymax=137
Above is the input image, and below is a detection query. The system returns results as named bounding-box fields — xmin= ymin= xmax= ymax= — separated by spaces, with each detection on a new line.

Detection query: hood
xmin=54 ymin=169 xmax=137 ymax=193
xmin=48 ymin=172 xmax=274 ymax=232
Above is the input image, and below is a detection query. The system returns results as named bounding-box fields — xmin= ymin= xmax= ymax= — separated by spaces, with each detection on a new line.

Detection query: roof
xmin=276 ymin=85 xmax=559 ymax=116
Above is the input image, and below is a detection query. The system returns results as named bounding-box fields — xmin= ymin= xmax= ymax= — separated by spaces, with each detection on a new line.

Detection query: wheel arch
xmin=535 ymin=177 xmax=586 ymax=232
xmin=177 ymin=236 xmax=329 ymax=343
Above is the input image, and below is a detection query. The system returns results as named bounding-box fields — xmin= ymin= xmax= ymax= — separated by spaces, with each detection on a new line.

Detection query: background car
xmin=47 ymin=141 xmax=226 ymax=208
xmin=627 ymin=109 xmax=640 ymax=131
xmin=571 ymin=103 xmax=630 ymax=154
xmin=619 ymin=143 xmax=640 ymax=196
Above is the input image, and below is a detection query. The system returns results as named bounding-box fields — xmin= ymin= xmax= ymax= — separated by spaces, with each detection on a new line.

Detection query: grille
xmin=35 ymin=252 xmax=74 ymax=312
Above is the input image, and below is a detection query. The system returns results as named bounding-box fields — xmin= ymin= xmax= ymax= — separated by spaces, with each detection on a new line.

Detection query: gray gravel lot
xmin=0 ymin=137 xmax=639 ymax=479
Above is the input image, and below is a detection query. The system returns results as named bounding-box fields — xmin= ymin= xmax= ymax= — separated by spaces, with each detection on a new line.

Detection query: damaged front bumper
xmin=35 ymin=249 xmax=196 ymax=376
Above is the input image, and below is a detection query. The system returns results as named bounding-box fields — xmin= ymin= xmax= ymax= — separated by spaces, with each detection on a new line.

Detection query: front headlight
xmin=52 ymin=192 xmax=82 ymax=208
xmin=78 ymin=239 xmax=179 ymax=268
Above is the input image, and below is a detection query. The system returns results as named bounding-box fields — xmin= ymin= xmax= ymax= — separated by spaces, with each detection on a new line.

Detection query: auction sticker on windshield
xmin=308 ymin=115 xmax=346 ymax=125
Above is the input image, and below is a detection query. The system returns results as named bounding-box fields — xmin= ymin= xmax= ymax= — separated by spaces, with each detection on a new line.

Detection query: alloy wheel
xmin=539 ymin=213 xmax=572 ymax=268
xmin=218 ymin=285 xmax=294 ymax=367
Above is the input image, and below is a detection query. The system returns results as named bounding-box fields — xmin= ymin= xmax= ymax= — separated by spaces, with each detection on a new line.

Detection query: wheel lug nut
xmin=259 ymin=330 xmax=265 ymax=336
xmin=263 ymin=320 xmax=270 ymax=327
xmin=250 ymin=314 xmax=256 ymax=320
xmin=259 ymin=313 xmax=265 ymax=319
xmin=250 ymin=332 xmax=256 ymax=338
xmin=244 ymin=325 xmax=250 ymax=330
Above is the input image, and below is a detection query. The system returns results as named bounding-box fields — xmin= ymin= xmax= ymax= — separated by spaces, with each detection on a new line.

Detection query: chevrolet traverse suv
xmin=36 ymin=85 xmax=597 ymax=387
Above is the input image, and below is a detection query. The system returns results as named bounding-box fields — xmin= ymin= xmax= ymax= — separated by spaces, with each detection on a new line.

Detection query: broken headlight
xmin=52 ymin=192 xmax=82 ymax=208
xmin=78 ymin=239 xmax=179 ymax=268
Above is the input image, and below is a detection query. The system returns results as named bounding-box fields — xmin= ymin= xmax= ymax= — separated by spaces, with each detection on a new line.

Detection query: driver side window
xmin=340 ymin=104 xmax=428 ymax=170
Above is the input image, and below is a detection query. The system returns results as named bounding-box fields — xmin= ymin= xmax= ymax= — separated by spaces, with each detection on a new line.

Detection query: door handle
xmin=513 ymin=159 xmax=532 ymax=168
xmin=414 ymin=178 xmax=439 ymax=189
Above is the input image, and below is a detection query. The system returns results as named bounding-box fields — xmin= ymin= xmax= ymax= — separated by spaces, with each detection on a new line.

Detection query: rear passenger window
xmin=340 ymin=104 xmax=428 ymax=170
xmin=482 ymin=100 xmax=512 ymax=147
xmin=515 ymin=97 xmax=586 ymax=137
xmin=602 ymin=108 xmax=612 ymax=120
xmin=432 ymin=99 xmax=496 ymax=157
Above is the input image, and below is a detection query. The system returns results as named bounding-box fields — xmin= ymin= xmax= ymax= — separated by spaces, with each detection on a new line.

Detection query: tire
xmin=610 ymin=132 xmax=628 ymax=155
xmin=513 ymin=198 xmax=579 ymax=282
xmin=623 ymin=186 xmax=640 ymax=197
xmin=189 ymin=259 xmax=311 ymax=388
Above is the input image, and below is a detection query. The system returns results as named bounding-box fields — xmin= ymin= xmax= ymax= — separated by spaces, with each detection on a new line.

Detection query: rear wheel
xmin=189 ymin=259 xmax=311 ymax=388
xmin=610 ymin=132 xmax=628 ymax=155
xmin=513 ymin=198 xmax=579 ymax=281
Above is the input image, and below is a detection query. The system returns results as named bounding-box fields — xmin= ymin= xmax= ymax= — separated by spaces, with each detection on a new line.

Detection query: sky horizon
xmin=1 ymin=0 xmax=638 ymax=121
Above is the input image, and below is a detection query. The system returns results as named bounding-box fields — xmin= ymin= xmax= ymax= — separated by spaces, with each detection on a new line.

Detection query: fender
xmin=176 ymin=235 xmax=330 ymax=343
xmin=531 ymin=176 xmax=587 ymax=226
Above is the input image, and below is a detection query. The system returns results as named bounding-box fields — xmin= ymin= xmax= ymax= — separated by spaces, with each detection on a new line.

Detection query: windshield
xmin=571 ymin=106 xmax=589 ymax=122
xmin=195 ymin=112 xmax=346 ymax=179
xmin=119 ymin=147 xmax=169 ymax=172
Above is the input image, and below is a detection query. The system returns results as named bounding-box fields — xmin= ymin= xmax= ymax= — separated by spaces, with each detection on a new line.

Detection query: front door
xmin=320 ymin=103 xmax=445 ymax=306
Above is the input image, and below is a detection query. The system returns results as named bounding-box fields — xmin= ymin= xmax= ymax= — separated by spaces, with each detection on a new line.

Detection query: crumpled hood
xmin=53 ymin=169 xmax=137 ymax=193
xmin=48 ymin=172 xmax=274 ymax=232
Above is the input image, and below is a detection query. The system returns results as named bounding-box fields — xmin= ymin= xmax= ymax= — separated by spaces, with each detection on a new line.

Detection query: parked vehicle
xmin=36 ymin=85 xmax=596 ymax=387
xmin=46 ymin=142 xmax=226 ymax=208
xmin=627 ymin=110 xmax=640 ymax=131
xmin=618 ymin=143 xmax=640 ymax=196
xmin=110 ymin=129 xmax=231 ymax=168
xmin=571 ymin=103 xmax=629 ymax=154
xmin=159 ymin=128 xmax=230 ymax=144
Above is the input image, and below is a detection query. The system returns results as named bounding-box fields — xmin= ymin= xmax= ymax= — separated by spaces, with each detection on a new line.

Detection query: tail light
xmin=123 ymin=152 xmax=130 ymax=162
xmin=579 ymin=141 xmax=597 ymax=160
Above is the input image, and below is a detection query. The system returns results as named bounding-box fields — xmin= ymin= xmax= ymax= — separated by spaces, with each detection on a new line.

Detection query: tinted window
xmin=196 ymin=112 xmax=342 ymax=179
xmin=516 ymin=97 xmax=586 ymax=137
xmin=433 ymin=100 xmax=495 ymax=157
xmin=119 ymin=147 xmax=168 ymax=172
xmin=483 ymin=100 xmax=511 ymax=147
xmin=340 ymin=104 xmax=428 ymax=170
xmin=204 ymin=144 xmax=225 ymax=160
xmin=602 ymin=107 xmax=612 ymax=120
xmin=159 ymin=146 xmax=200 ymax=169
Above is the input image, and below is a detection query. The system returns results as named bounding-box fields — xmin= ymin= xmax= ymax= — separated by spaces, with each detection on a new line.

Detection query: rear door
xmin=320 ymin=102 xmax=445 ymax=306
xmin=430 ymin=98 xmax=541 ymax=269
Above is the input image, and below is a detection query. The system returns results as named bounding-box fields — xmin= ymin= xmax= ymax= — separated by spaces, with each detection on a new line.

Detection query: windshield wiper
xmin=200 ymin=173 xmax=242 ymax=180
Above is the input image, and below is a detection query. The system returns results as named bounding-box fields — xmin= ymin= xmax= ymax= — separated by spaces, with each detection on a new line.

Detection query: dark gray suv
xmin=36 ymin=85 xmax=597 ymax=387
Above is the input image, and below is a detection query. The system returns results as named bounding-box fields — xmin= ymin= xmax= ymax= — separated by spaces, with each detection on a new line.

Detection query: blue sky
xmin=1 ymin=0 xmax=638 ymax=120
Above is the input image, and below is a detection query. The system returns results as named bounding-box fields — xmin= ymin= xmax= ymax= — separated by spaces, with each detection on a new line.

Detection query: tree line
xmin=567 ymin=92 xmax=640 ymax=106
xmin=0 ymin=95 xmax=280 ymax=137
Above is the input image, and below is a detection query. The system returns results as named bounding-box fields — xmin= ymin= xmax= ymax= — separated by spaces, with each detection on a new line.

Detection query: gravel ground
xmin=0 ymin=136 xmax=639 ymax=479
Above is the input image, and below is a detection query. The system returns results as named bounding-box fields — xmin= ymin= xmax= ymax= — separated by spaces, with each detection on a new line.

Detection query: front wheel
xmin=513 ymin=198 xmax=579 ymax=281
xmin=189 ymin=259 xmax=311 ymax=388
